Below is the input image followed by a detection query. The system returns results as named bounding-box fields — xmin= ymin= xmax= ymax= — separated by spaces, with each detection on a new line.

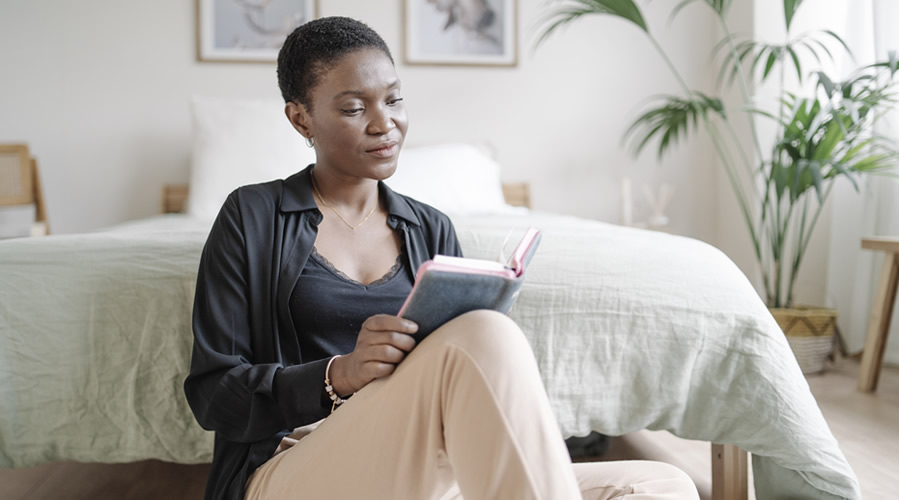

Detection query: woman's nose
xmin=367 ymin=108 xmax=395 ymax=135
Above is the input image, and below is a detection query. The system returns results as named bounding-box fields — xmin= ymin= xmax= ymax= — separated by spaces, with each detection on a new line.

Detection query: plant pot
xmin=769 ymin=307 xmax=837 ymax=375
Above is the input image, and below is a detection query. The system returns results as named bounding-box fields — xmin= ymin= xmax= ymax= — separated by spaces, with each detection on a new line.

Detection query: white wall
xmin=4 ymin=1 xmax=893 ymax=360
xmin=714 ymin=0 xmax=759 ymax=288
xmin=0 ymin=0 xmax=721 ymax=242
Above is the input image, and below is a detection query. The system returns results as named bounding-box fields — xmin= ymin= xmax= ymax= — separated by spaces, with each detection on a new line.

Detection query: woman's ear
xmin=285 ymin=101 xmax=313 ymax=139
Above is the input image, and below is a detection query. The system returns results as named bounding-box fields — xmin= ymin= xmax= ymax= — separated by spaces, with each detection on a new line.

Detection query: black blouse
xmin=183 ymin=165 xmax=462 ymax=500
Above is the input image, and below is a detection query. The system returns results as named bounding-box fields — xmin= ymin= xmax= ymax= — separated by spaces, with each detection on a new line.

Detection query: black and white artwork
xmin=198 ymin=0 xmax=316 ymax=62
xmin=405 ymin=0 xmax=517 ymax=66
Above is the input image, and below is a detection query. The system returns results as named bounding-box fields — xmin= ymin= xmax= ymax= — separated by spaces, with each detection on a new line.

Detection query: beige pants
xmin=246 ymin=310 xmax=698 ymax=500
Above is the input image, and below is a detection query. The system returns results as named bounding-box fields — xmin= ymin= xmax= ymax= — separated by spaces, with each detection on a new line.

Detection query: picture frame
xmin=403 ymin=0 xmax=518 ymax=67
xmin=196 ymin=0 xmax=318 ymax=63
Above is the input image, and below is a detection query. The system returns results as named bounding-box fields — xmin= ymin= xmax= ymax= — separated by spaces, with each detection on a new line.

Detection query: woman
xmin=184 ymin=16 xmax=699 ymax=500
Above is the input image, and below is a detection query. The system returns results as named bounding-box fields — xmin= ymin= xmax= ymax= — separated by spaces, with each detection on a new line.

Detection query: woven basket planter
xmin=770 ymin=307 xmax=837 ymax=374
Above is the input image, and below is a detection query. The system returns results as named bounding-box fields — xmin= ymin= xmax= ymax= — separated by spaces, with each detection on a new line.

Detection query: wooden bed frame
xmin=0 ymin=144 xmax=50 ymax=235
xmin=161 ymin=183 xmax=748 ymax=500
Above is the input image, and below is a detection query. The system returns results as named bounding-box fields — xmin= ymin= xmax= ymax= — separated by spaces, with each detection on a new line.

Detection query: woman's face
xmin=290 ymin=48 xmax=408 ymax=182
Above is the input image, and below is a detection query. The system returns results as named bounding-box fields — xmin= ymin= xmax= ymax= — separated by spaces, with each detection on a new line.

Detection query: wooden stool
xmin=858 ymin=237 xmax=899 ymax=392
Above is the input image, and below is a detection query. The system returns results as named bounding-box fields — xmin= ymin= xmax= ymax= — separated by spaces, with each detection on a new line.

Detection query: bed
xmin=0 ymin=98 xmax=861 ymax=499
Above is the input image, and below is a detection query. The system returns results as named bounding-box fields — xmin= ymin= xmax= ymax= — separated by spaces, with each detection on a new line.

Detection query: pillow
xmin=386 ymin=143 xmax=514 ymax=215
xmin=187 ymin=96 xmax=515 ymax=219
xmin=187 ymin=96 xmax=315 ymax=221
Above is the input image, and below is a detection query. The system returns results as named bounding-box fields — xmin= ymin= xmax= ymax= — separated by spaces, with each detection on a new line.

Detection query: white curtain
xmin=825 ymin=0 xmax=899 ymax=363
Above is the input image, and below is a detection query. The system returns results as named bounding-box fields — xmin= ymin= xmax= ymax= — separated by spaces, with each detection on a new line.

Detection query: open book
xmin=398 ymin=227 xmax=542 ymax=340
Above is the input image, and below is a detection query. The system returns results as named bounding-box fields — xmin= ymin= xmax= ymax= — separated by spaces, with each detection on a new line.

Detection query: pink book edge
xmin=509 ymin=227 xmax=541 ymax=277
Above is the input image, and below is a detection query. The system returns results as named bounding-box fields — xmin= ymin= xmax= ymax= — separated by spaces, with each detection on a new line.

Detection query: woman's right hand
xmin=329 ymin=314 xmax=418 ymax=396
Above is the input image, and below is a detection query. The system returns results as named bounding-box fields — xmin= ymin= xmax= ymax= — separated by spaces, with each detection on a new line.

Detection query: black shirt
xmin=183 ymin=165 xmax=462 ymax=500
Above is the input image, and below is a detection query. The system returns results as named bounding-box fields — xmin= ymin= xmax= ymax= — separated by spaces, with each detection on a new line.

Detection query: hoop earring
xmin=305 ymin=136 xmax=315 ymax=148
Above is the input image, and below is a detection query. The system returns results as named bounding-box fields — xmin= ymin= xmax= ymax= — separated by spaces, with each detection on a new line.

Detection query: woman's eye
xmin=388 ymin=97 xmax=404 ymax=106
xmin=342 ymin=107 xmax=364 ymax=115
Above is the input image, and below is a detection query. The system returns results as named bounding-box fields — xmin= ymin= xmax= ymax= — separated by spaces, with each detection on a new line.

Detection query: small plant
xmin=538 ymin=0 xmax=899 ymax=308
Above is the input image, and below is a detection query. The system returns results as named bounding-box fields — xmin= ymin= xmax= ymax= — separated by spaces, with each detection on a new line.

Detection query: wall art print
xmin=404 ymin=0 xmax=517 ymax=66
xmin=197 ymin=0 xmax=317 ymax=62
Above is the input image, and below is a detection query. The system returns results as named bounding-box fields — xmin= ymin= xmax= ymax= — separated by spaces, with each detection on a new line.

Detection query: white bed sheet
xmin=0 ymin=213 xmax=859 ymax=499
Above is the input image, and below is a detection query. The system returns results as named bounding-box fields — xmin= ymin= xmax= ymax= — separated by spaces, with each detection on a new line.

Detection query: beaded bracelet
xmin=325 ymin=355 xmax=347 ymax=414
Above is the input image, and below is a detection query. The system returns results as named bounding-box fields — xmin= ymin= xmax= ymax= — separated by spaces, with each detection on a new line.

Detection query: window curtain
xmin=825 ymin=0 xmax=899 ymax=363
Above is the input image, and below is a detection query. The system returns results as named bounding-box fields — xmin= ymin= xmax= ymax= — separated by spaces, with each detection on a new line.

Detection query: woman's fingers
xmin=389 ymin=331 xmax=417 ymax=352
xmin=359 ymin=316 xmax=417 ymax=353
xmin=363 ymin=314 xmax=418 ymax=335
xmin=373 ymin=343 xmax=408 ymax=364
xmin=344 ymin=315 xmax=420 ymax=390
xmin=363 ymin=361 xmax=396 ymax=380
xmin=360 ymin=330 xmax=416 ymax=352
xmin=353 ymin=344 xmax=409 ymax=369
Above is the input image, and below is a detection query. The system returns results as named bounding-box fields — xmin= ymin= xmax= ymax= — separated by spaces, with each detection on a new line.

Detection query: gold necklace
xmin=311 ymin=172 xmax=378 ymax=231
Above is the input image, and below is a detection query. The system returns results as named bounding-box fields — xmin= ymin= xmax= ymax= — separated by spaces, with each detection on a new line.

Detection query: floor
xmin=804 ymin=358 xmax=899 ymax=499
xmin=601 ymin=357 xmax=899 ymax=500
xmin=1 ymin=358 xmax=896 ymax=500
xmin=0 ymin=459 xmax=209 ymax=500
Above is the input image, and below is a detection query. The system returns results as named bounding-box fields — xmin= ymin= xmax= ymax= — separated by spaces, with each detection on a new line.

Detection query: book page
xmin=432 ymin=254 xmax=508 ymax=272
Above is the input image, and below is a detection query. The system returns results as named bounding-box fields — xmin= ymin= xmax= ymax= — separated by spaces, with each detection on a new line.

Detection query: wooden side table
xmin=858 ymin=237 xmax=899 ymax=392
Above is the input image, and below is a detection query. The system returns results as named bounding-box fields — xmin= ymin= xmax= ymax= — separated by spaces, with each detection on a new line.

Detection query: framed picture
xmin=404 ymin=0 xmax=517 ymax=67
xmin=197 ymin=0 xmax=318 ymax=63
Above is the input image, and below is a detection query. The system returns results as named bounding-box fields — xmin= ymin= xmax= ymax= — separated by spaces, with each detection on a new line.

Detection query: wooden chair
xmin=0 ymin=143 xmax=49 ymax=235
xmin=858 ymin=237 xmax=899 ymax=393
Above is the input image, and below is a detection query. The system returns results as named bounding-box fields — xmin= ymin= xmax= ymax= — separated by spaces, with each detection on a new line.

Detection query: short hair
xmin=277 ymin=16 xmax=394 ymax=108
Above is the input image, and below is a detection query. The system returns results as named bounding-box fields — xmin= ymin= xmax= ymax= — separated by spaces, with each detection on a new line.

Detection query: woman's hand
xmin=329 ymin=315 xmax=418 ymax=396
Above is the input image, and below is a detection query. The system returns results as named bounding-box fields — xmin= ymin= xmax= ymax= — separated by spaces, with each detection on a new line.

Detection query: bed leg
xmin=711 ymin=444 xmax=748 ymax=500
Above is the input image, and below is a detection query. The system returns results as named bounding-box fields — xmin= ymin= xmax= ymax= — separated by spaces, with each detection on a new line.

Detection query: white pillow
xmin=187 ymin=96 xmax=315 ymax=221
xmin=187 ymin=96 xmax=514 ymax=218
xmin=386 ymin=143 xmax=513 ymax=215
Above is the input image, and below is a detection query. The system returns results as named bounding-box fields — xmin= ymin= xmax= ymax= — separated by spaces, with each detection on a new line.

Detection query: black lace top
xmin=289 ymin=245 xmax=414 ymax=362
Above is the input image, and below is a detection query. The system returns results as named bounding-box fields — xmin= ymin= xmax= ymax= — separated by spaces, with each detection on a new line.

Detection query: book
xmin=398 ymin=227 xmax=542 ymax=340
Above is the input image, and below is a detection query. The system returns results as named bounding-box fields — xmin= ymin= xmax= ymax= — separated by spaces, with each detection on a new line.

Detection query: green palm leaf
xmin=709 ymin=0 xmax=734 ymax=16
xmin=821 ymin=30 xmax=852 ymax=57
xmin=763 ymin=50 xmax=779 ymax=80
xmin=625 ymin=93 xmax=725 ymax=159
xmin=811 ymin=120 xmax=846 ymax=161
xmin=826 ymin=160 xmax=859 ymax=190
xmin=670 ymin=0 xmax=732 ymax=22
xmin=852 ymin=153 xmax=898 ymax=173
xmin=783 ymin=0 xmax=804 ymax=31
xmin=786 ymin=46 xmax=802 ymax=82
xmin=670 ymin=0 xmax=702 ymax=23
xmin=868 ymin=50 xmax=899 ymax=76
xmin=536 ymin=0 xmax=648 ymax=47
xmin=808 ymin=160 xmax=824 ymax=202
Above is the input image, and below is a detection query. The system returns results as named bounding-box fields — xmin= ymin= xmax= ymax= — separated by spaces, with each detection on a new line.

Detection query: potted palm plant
xmin=537 ymin=0 xmax=899 ymax=373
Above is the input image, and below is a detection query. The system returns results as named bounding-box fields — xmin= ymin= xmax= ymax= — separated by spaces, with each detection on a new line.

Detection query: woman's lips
xmin=367 ymin=143 xmax=398 ymax=158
